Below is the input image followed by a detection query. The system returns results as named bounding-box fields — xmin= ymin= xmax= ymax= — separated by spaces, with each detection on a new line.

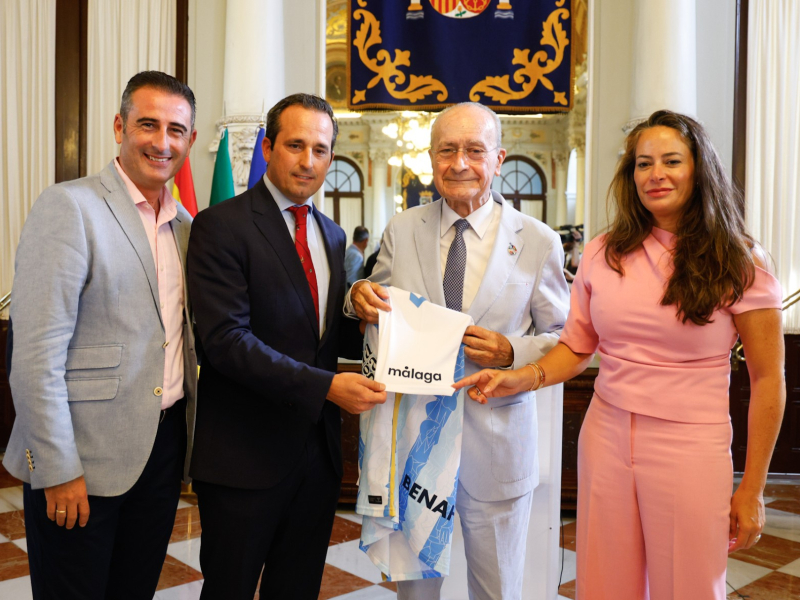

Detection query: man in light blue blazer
xmin=349 ymin=102 xmax=570 ymax=600
xmin=4 ymin=71 xmax=198 ymax=599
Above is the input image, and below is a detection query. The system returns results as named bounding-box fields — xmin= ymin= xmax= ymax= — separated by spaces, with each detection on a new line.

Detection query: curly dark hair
xmin=604 ymin=109 xmax=755 ymax=325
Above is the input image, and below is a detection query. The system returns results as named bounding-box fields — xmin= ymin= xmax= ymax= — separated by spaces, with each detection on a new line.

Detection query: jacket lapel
xmin=414 ymin=201 xmax=447 ymax=306
xmin=314 ymin=209 xmax=342 ymax=349
xmin=171 ymin=210 xmax=191 ymax=316
xmin=251 ymin=180 xmax=320 ymax=337
xmin=100 ymin=161 xmax=164 ymax=330
xmin=468 ymin=194 xmax=524 ymax=323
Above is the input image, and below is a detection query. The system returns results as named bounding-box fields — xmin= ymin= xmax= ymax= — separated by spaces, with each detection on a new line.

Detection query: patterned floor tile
xmin=0 ymin=542 xmax=29 ymax=581
xmin=767 ymin=498 xmax=800 ymax=516
xmin=559 ymin=520 xmax=576 ymax=552
xmin=0 ymin=468 xmax=21 ymax=491
xmin=763 ymin=508 xmax=800 ymax=543
xmin=0 ymin=489 xmax=23 ymax=515
xmin=166 ymin=537 xmax=202 ymax=573
xmin=156 ymin=554 xmax=204 ymax=591
xmin=778 ymin=555 xmax=800 ymax=577
xmin=169 ymin=506 xmax=202 ymax=543
xmin=326 ymin=584 xmax=396 ymax=599
xmin=557 ymin=578 xmax=576 ymax=599
xmin=317 ymin=563 xmax=376 ymax=600
xmin=0 ymin=575 xmax=32 ymax=600
xmin=153 ymin=580 xmax=203 ymax=600
xmin=11 ymin=540 xmax=25 ymax=554
xmin=325 ymin=539 xmax=384 ymax=584
xmin=329 ymin=516 xmax=362 ymax=546
xmin=726 ymin=571 xmax=800 ymax=599
xmin=378 ymin=580 xmax=398 ymax=591
xmin=764 ymin=483 xmax=800 ymax=501
xmin=558 ymin=548 xmax=577 ymax=584
xmin=0 ymin=511 xmax=25 ymax=541
xmin=337 ymin=511 xmax=363 ymax=525
xmin=726 ymin=557 xmax=774 ymax=590
xmin=730 ymin=532 xmax=800 ymax=569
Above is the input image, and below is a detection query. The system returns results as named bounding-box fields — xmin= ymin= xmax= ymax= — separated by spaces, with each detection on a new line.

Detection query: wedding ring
xmin=754 ymin=534 xmax=762 ymax=543
xmin=55 ymin=510 xmax=67 ymax=514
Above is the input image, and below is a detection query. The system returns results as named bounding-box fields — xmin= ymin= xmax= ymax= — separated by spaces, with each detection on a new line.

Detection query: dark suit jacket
xmin=187 ymin=180 xmax=361 ymax=489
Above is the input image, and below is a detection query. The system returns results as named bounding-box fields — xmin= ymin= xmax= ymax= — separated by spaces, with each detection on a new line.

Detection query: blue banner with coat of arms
xmin=347 ymin=0 xmax=573 ymax=113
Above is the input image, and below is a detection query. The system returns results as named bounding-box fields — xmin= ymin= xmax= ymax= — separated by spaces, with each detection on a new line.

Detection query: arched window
xmin=491 ymin=155 xmax=547 ymax=221
xmin=324 ymin=157 xmax=365 ymax=241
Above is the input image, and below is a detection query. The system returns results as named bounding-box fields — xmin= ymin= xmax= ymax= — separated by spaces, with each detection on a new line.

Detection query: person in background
xmin=456 ymin=110 xmax=785 ymax=600
xmin=5 ymin=70 xmax=198 ymax=600
xmin=345 ymin=225 xmax=370 ymax=288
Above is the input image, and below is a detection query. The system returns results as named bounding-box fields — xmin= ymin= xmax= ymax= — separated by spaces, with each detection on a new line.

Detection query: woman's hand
xmin=728 ymin=485 xmax=766 ymax=553
xmin=452 ymin=368 xmax=535 ymax=404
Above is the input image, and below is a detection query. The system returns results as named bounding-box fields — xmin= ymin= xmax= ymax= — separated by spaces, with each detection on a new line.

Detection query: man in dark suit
xmin=187 ymin=94 xmax=386 ymax=600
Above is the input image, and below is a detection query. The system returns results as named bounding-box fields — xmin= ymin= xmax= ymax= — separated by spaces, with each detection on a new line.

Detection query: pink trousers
xmin=576 ymin=395 xmax=733 ymax=600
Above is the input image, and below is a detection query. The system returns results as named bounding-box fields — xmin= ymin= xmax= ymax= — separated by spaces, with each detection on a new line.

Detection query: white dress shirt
xmin=439 ymin=196 xmax=501 ymax=313
xmin=264 ymin=175 xmax=330 ymax=336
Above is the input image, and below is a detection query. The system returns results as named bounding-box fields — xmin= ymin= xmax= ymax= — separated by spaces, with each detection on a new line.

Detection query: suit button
xmin=162 ymin=341 xmax=169 ymax=349
xmin=154 ymin=387 xmax=163 ymax=396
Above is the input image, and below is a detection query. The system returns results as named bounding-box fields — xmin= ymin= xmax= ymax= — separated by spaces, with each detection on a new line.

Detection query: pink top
xmin=560 ymin=228 xmax=782 ymax=424
xmin=114 ymin=159 xmax=185 ymax=409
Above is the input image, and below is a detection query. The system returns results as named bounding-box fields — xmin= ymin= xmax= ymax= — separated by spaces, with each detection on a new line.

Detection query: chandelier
xmin=381 ymin=112 xmax=435 ymax=186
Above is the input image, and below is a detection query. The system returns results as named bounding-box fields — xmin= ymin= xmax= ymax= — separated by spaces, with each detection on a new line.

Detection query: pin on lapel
xmin=507 ymin=243 xmax=518 ymax=256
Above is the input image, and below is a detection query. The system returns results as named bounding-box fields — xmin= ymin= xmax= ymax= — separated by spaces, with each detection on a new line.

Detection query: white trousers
xmin=397 ymin=483 xmax=534 ymax=600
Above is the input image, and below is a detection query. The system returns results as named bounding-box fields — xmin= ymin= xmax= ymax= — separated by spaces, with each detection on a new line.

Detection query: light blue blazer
xmin=4 ymin=161 xmax=197 ymax=497
xmin=367 ymin=192 xmax=569 ymax=502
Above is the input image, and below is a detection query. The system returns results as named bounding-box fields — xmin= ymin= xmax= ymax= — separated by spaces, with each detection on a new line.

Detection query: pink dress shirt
xmin=114 ymin=159 xmax=185 ymax=409
xmin=560 ymin=227 xmax=782 ymax=424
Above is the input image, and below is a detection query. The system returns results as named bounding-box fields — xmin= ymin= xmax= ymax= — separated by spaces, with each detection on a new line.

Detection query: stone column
xmin=553 ymin=151 xmax=569 ymax=228
xmin=211 ymin=0 xmax=286 ymax=194
xmin=627 ymin=0 xmax=697 ymax=130
xmin=574 ymin=147 xmax=586 ymax=226
xmin=370 ymin=149 xmax=390 ymax=239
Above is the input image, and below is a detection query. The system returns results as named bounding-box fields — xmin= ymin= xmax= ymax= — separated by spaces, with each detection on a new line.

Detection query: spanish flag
xmin=172 ymin=156 xmax=198 ymax=217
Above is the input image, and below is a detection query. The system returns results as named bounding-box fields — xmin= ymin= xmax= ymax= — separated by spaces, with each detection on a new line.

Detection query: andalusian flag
xmin=248 ymin=126 xmax=267 ymax=189
xmin=172 ymin=156 xmax=198 ymax=216
xmin=209 ymin=128 xmax=235 ymax=207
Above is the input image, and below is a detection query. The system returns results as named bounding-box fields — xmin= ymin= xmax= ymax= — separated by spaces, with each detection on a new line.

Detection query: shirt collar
xmin=263 ymin=173 xmax=315 ymax=214
xmin=440 ymin=194 xmax=496 ymax=239
xmin=113 ymin=158 xmax=177 ymax=221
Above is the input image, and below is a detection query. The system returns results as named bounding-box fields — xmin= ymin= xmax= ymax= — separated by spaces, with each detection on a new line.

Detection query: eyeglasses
xmin=433 ymin=147 xmax=498 ymax=164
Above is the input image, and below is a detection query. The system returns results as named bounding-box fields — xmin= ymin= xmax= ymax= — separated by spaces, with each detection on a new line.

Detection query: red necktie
xmin=287 ymin=205 xmax=319 ymax=323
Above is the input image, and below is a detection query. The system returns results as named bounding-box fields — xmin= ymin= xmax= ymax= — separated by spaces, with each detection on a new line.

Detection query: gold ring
xmin=55 ymin=510 xmax=67 ymax=514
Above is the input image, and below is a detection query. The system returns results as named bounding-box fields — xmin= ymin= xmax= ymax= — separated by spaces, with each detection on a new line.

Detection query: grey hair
xmin=430 ymin=102 xmax=502 ymax=149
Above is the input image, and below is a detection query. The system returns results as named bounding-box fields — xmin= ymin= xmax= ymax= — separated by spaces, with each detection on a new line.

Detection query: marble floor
xmin=0 ymin=466 xmax=796 ymax=599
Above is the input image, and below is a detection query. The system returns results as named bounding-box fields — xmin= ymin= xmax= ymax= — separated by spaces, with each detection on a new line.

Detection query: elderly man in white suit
xmin=4 ymin=71 xmax=198 ymax=600
xmin=348 ymin=102 xmax=570 ymax=600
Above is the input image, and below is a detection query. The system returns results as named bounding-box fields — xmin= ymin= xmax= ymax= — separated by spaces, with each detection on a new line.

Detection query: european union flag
xmin=248 ymin=126 xmax=267 ymax=189
xmin=348 ymin=0 xmax=573 ymax=113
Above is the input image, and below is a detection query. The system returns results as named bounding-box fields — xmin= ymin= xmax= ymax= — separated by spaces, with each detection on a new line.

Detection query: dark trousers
xmin=24 ymin=398 xmax=187 ymax=600
xmin=195 ymin=422 xmax=341 ymax=600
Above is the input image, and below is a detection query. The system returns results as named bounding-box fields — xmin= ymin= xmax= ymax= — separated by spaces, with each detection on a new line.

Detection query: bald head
xmin=431 ymin=102 xmax=502 ymax=151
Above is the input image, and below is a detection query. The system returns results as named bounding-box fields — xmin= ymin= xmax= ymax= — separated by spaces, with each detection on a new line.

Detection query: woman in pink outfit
xmin=455 ymin=110 xmax=786 ymax=600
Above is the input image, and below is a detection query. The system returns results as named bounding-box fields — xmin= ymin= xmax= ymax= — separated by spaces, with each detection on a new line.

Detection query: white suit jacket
xmin=365 ymin=193 xmax=569 ymax=501
xmin=4 ymin=161 xmax=198 ymax=497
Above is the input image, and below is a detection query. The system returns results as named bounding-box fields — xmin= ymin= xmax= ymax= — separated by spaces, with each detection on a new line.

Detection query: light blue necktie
xmin=443 ymin=219 xmax=470 ymax=312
